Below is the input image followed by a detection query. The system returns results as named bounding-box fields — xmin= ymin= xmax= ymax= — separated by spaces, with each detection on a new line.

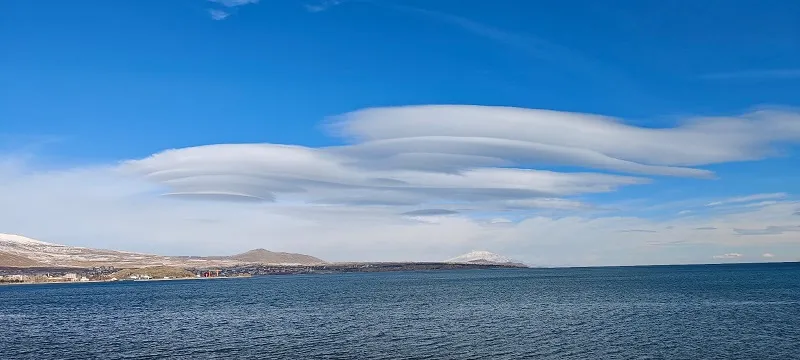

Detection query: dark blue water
xmin=1 ymin=263 xmax=799 ymax=359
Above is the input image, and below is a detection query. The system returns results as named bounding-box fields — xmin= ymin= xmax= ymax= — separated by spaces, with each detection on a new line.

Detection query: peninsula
xmin=0 ymin=234 xmax=527 ymax=284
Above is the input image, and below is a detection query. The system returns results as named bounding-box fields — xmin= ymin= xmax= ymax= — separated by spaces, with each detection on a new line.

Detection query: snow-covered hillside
xmin=0 ymin=233 xmax=148 ymax=266
xmin=446 ymin=250 xmax=523 ymax=265
xmin=0 ymin=233 xmax=324 ymax=268
xmin=0 ymin=233 xmax=53 ymax=246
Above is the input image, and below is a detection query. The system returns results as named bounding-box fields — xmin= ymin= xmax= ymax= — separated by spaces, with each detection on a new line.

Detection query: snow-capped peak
xmin=446 ymin=250 xmax=516 ymax=264
xmin=0 ymin=233 xmax=54 ymax=246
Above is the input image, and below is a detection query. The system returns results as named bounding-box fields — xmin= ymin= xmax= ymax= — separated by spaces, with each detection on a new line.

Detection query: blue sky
xmin=1 ymin=0 xmax=799 ymax=265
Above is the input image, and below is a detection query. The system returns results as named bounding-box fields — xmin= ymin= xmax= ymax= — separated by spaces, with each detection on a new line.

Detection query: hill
xmin=229 ymin=248 xmax=325 ymax=265
xmin=0 ymin=233 xmax=326 ymax=268
xmin=446 ymin=250 xmax=527 ymax=267
xmin=111 ymin=266 xmax=196 ymax=279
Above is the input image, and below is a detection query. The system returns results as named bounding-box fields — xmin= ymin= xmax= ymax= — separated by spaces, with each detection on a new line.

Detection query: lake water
xmin=1 ymin=263 xmax=799 ymax=359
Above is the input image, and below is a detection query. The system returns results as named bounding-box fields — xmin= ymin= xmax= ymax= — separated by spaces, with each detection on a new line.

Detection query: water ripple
xmin=1 ymin=263 xmax=799 ymax=359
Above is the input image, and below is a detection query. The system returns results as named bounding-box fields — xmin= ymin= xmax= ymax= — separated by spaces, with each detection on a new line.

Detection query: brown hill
xmin=1 ymin=233 xmax=325 ymax=268
xmin=229 ymin=248 xmax=325 ymax=265
xmin=0 ymin=251 xmax=47 ymax=267
xmin=111 ymin=266 xmax=196 ymax=279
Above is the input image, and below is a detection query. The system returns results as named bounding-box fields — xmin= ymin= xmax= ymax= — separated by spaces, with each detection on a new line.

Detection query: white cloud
xmin=713 ymin=253 xmax=743 ymax=259
xmin=401 ymin=209 xmax=459 ymax=216
xmin=706 ymin=193 xmax=788 ymax=206
xmin=304 ymin=0 xmax=343 ymax=13
xmin=332 ymin=105 xmax=800 ymax=176
xmin=3 ymin=154 xmax=799 ymax=266
xmin=742 ymin=200 xmax=780 ymax=208
xmin=488 ymin=218 xmax=512 ymax=224
xmin=208 ymin=9 xmax=230 ymax=20
xmin=3 ymin=105 xmax=800 ymax=266
xmin=734 ymin=225 xmax=800 ymax=236
xmin=694 ymin=227 xmax=716 ymax=231
xmin=503 ymin=198 xmax=593 ymax=210
xmin=206 ymin=0 xmax=259 ymax=20
xmin=762 ymin=253 xmax=775 ymax=258
xmin=122 ymin=143 xmax=646 ymax=206
xmin=209 ymin=0 xmax=259 ymax=7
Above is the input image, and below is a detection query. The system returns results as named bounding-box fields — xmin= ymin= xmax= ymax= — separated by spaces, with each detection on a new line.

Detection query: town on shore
xmin=0 ymin=262 xmax=527 ymax=285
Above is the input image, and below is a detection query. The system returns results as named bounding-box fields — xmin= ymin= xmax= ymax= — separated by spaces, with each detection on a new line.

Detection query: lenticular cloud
xmin=122 ymin=105 xmax=800 ymax=207
xmin=122 ymin=143 xmax=646 ymax=205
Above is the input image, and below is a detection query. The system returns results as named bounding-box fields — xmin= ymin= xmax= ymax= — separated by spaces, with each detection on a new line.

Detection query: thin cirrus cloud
xmin=301 ymin=0 xmax=646 ymax=104
xmin=401 ymin=209 xmax=460 ymax=216
xmin=207 ymin=9 xmax=231 ymax=20
xmin=209 ymin=0 xmax=259 ymax=6
xmin=304 ymin=0 xmax=343 ymax=13
xmin=701 ymin=69 xmax=800 ymax=80
xmin=206 ymin=0 xmax=259 ymax=20
xmin=706 ymin=193 xmax=788 ymax=207
xmin=713 ymin=253 xmax=743 ymax=259
xmin=306 ymin=0 xmax=585 ymax=72
xmin=734 ymin=225 xmax=800 ymax=236
xmin=502 ymin=198 xmax=593 ymax=211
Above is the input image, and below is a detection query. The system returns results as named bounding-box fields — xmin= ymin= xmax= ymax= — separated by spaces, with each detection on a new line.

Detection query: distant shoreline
xmin=2 ymin=261 xmax=796 ymax=272
xmin=0 ymin=275 xmax=246 ymax=287
xmin=2 ymin=261 xmax=797 ymax=287
xmin=0 ymin=263 xmax=526 ymax=285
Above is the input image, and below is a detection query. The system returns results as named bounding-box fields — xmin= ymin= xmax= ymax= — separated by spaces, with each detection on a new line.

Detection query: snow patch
xmin=446 ymin=250 xmax=518 ymax=264
xmin=0 ymin=233 xmax=55 ymax=246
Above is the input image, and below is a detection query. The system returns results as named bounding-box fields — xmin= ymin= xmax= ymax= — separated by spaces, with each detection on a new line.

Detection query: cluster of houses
xmin=0 ymin=266 xmax=121 ymax=284
xmin=0 ymin=273 xmax=91 ymax=283
xmin=126 ymin=274 xmax=152 ymax=280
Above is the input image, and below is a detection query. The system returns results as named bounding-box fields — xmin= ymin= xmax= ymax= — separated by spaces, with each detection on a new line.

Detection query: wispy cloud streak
xmin=208 ymin=9 xmax=230 ymax=20
xmin=386 ymin=4 xmax=598 ymax=74
xmin=713 ymin=253 xmax=742 ymax=259
xmin=373 ymin=3 xmax=668 ymax=111
xmin=304 ymin=0 xmax=343 ymax=12
xmin=701 ymin=69 xmax=800 ymax=80
xmin=209 ymin=0 xmax=259 ymax=6
xmin=734 ymin=225 xmax=800 ymax=236
xmin=706 ymin=193 xmax=787 ymax=207
xmin=206 ymin=0 xmax=259 ymax=20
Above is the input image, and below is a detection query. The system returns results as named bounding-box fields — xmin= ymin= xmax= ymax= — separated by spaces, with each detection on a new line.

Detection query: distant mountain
xmin=229 ymin=248 xmax=325 ymax=265
xmin=446 ymin=250 xmax=527 ymax=267
xmin=0 ymin=233 xmax=325 ymax=268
